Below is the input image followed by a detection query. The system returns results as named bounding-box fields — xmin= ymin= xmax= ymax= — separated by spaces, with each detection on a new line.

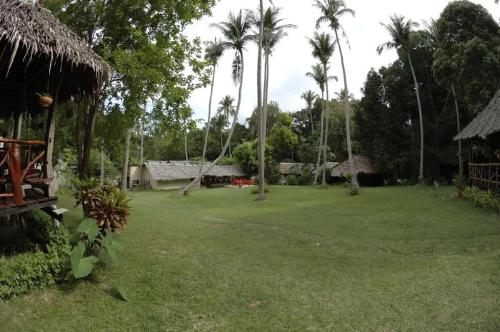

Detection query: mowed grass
xmin=1 ymin=186 xmax=500 ymax=331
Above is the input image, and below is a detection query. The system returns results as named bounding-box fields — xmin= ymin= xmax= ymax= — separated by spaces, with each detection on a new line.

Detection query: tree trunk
xmin=81 ymin=97 xmax=99 ymax=179
xmin=44 ymin=72 xmax=64 ymax=197
xmin=407 ymin=53 xmax=425 ymax=183
xmin=322 ymin=64 xmax=331 ymax=186
xmin=140 ymin=122 xmax=144 ymax=186
xmin=335 ymin=29 xmax=359 ymax=192
xmin=257 ymin=0 xmax=266 ymax=201
xmin=180 ymin=50 xmax=246 ymax=195
xmin=309 ymin=105 xmax=314 ymax=136
xmin=200 ymin=65 xmax=217 ymax=182
xmin=75 ymin=102 xmax=83 ymax=176
xmin=452 ymin=84 xmax=463 ymax=176
xmin=100 ymin=145 xmax=105 ymax=187
xmin=13 ymin=111 xmax=22 ymax=139
xmin=314 ymin=90 xmax=325 ymax=185
xmin=184 ymin=131 xmax=189 ymax=162
xmin=121 ymin=128 xmax=131 ymax=192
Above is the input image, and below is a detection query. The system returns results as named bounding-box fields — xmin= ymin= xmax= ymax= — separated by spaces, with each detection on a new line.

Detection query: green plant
xmin=73 ymin=180 xmax=130 ymax=230
xmin=0 ymin=211 xmax=70 ymax=299
xmin=70 ymin=218 xmax=121 ymax=279
xmin=453 ymin=175 xmax=467 ymax=190
xmin=286 ymin=175 xmax=299 ymax=186
xmin=463 ymin=187 xmax=499 ymax=211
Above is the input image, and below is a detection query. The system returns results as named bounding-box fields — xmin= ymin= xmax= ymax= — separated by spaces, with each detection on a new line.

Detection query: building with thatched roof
xmin=455 ymin=90 xmax=500 ymax=193
xmin=0 ymin=0 xmax=109 ymax=216
xmin=130 ymin=161 xmax=245 ymax=190
xmin=331 ymin=156 xmax=383 ymax=186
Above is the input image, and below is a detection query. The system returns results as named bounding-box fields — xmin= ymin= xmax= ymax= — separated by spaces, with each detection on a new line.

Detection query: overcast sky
xmin=185 ymin=0 xmax=498 ymax=124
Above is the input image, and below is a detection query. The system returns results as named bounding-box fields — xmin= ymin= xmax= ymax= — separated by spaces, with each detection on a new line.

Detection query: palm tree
xmin=181 ymin=10 xmax=253 ymax=195
xmin=306 ymin=64 xmax=327 ymax=185
xmin=217 ymin=95 xmax=236 ymax=155
xmin=254 ymin=5 xmax=295 ymax=201
xmin=377 ymin=15 xmax=425 ymax=183
xmin=301 ymin=90 xmax=317 ymax=135
xmin=314 ymin=0 xmax=359 ymax=193
xmin=309 ymin=32 xmax=336 ymax=186
xmin=199 ymin=39 xmax=224 ymax=181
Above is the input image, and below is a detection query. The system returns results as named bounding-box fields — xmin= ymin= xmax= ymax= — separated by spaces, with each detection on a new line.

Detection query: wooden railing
xmin=0 ymin=139 xmax=48 ymax=206
xmin=469 ymin=163 xmax=500 ymax=193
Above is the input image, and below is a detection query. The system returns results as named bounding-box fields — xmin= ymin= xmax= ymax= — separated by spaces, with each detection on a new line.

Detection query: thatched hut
xmin=331 ymin=156 xmax=383 ymax=186
xmin=0 ymin=0 xmax=110 ymax=216
xmin=455 ymin=90 xmax=500 ymax=193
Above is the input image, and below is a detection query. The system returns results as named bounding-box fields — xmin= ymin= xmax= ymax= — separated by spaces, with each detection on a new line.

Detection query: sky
xmin=185 ymin=0 xmax=499 ymax=124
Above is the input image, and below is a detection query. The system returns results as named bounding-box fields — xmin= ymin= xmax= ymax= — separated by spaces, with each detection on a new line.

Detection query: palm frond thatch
xmin=455 ymin=90 xmax=500 ymax=140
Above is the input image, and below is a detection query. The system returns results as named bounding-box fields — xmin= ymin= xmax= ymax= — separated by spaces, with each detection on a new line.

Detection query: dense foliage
xmin=0 ymin=211 xmax=70 ymax=299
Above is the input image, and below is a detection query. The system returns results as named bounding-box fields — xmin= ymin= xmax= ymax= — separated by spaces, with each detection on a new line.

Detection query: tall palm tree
xmin=309 ymin=32 xmax=336 ymax=186
xmin=301 ymin=90 xmax=317 ymax=135
xmin=314 ymin=0 xmax=359 ymax=192
xmin=377 ymin=15 xmax=425 ymax=183
xmin=252 ymin=6 xmax=295 ymax=200
xmin=306 ymin=64 xmax=327 ymax=185
xmin=181 ymin=10 xmax=253 ymax=195
xmin=217 ymin=95 xmax=236 ymax=155
xmin=199 ymin=39 xmax=225 ymax=181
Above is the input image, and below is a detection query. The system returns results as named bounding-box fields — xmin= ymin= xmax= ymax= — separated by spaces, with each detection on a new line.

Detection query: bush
xmin=73 ymin=179 xmax=130 ymax=231
xmin=286 ymin=175 xmax=299 ymax=186
xmin=298 ymin=167 xmax=314 ymax=186
xmin=464 ymin=187 xmax=499 ymax=211
xmin=0 ymin=211 xmax=70 ymax=299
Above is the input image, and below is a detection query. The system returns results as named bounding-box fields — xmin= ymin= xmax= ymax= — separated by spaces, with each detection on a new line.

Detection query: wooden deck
xmin=0 ymin=198 xmax=57 ymax=217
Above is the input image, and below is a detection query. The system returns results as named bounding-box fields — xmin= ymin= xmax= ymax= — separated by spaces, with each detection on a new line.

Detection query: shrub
xmin=0 ymin=211 xmax=70 ymax=299
xmin=73 ymin=179 xmax=130 ymax=231
xmin=70 ymin=218 xmax=121 ymax=279
xmin=463 ymin=187 xmax=499 ymax=211
xmin=298 ymin=167 xmax=314 ymax=186
xmin=286 ymin=175 xmax=299 ymax=186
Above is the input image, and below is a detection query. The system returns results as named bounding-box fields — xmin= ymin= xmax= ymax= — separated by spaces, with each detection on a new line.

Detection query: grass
xmin=1 ymin=186 xmax=500 ymax=331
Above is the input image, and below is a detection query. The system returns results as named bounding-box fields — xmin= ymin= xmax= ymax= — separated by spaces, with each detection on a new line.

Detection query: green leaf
xmin=77 ymin=218 xmax=100 ymax=242
xmin=70 ymin=241 xmax=86 ymax=262
xmin=102 ymin=233 xmax=121 ymax=262
xmin=115 ymin=285 xmax=129 ymax=302
xmin=71 ymin=256 xmax=99 ymax=279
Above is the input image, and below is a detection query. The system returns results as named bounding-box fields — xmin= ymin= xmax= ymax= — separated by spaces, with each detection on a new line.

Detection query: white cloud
xmin=186 ymin=0 xmax=499 ymax=124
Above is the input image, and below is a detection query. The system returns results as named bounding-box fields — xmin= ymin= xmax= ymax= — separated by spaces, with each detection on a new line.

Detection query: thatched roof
xmin=0 ymin=0 xmax=110 ymax=116
xmin=146 ymin=161 xmax=244 ymax=181
xmin=455 ymin=90 xmax=500 ymax=140
xmin=331 ymin=156 xmax=377 ymax=177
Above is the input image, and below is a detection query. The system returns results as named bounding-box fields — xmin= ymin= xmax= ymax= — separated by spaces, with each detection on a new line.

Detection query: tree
xmin=199 ymin=39 xmax=225 ymax=181
xmin=253 ymin=5 xmax=295 ymax=200
xmin=433 ymin=1 xmax=500 ymax=175
xmin=377 ymin=15 xmax=425 ymax=183
xmin=306 ymin=64 xmax=327 ymax=185
xmin=309 ymin=32 xmax=336 ymax=186
xmin=181 ymin=10 xmax=253 ymax=195
xmin=301 ymin=90 xmax=318 ymax=135
xmin=314 ymin=0 xmax=359 ymax=192
xmin=216 ymin=95 xmax=236 ymax=155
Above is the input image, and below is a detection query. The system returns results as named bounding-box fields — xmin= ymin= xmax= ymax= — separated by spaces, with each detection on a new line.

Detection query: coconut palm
xmin=199 ymin=39 xmax=225 ymax=181
xmin=217 ymin=95 xmax=236 ymax=155
xmin=314 ymin=0 xmax=359 ymax=193
xmin=181 ymin=10 xmax=253 ymax=195
xmin=377 ymin=15 xmax=425 ymax=182
xmin=309 ymin=32 xmax=336 ymax=186
xmin=253 ymin=6 xmax=296 ymax=200
xmin=306 ymin=64 xmax=327 ymax=185
xmin=301 ymin=90 xmax=317 ymax=135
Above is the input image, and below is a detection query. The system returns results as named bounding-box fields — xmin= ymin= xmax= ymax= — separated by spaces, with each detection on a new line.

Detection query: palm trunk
xmin=200 ymin=66 xmax=217 ymax=181
xmin=257 ymin=0 xmax=266 ymax=201
xmin=184 ymin=131 xmax=189 ymax=161
xmin=121 ymin=128 xmax=131 ymax=192
xmin=335 ymin=29 xmax=359 ymax=192
xmin=452 ymin=83 xmax=463 ymax=176
xmin=81 ymin=98 xmax=99 ymax=179
xmin=180 ymin=50 xmax=245 ymax=195
xmin=309 ymin=105 xmax=314 ymax=135
xmin=322 ymin=64 xmax=331 ymax=186
xmin=100 ymin=145 xmax=105 ymax=187
xmin=407 ymin=53 xmax=425 ymax=183
xmin=314 ymin=90 xmax=325 ymax=185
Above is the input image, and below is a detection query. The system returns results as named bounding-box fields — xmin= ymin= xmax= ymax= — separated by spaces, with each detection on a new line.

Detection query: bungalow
xmin=130 ymin=161 xmax=244 ymax=190
xmin=455 ymin=90 xmax=500 ymax=193
xmin=331 ymin=156 xmax=383 ymax=186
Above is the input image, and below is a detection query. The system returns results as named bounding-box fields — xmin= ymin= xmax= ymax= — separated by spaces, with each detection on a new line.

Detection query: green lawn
xmin=1 ymin=186 xmax=500 ymax=331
